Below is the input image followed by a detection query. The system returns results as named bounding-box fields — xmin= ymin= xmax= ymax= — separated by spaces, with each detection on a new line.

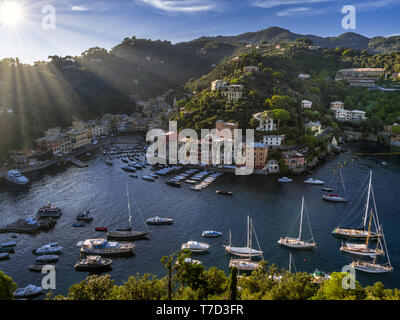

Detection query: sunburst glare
xmin=0 ymin=0 xmax=24 ymax=26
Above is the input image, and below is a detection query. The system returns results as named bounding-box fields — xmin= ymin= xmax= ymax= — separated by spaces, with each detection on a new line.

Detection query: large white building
xmin=302 ymin=100 xmax=312 ymax=109
xmin=221 ymin=85 xmax=244 ymax=101
xmin=253 ymin=112 xmax=277 ymax=132
xmin=262 ymin=135 xmax=285 ymax=149
xmin=335 ymin=109 xmax=367 ymax=122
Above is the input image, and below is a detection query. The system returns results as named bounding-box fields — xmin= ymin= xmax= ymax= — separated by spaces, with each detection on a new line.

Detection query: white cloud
xmin=71 ymin=6 xmax=89 ymax=11
xmin=276 ymin=7 xmax=311 ymax=16
xmin=355 ymin=0 xmax=399 ymax=11
xmin=138 ymin=0 xmax=216 ymax=12
xmin=251 ymin=0 xmax=333 ymax=9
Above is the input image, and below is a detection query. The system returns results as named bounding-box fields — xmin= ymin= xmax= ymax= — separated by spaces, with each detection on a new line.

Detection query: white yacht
xmin=78 ymin=238 xmax=135 ymax=256
xmin=181 ymin=241 xmax=210 ymax=253
xmin=34 ymin=243 xmax=63 ymax=255
xmin=229 ymin=258 xmax=260 ymax=271
xmin=304 ymin=178 xmax=324 ymax=185
xmin=5 ymin=170 xmax=29 ymax=185
xmin=278 ymin=177 xmax=293 ymax=183
xmin=14 ymin=285 xmax=43 ymax=298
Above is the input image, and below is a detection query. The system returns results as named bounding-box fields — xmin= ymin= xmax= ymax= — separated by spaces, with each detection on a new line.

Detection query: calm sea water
xmin=0 ymin=140 xmax=399 ymax=297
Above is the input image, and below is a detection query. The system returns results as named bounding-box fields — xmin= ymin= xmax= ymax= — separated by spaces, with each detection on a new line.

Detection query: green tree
xmin=0 ymin=270 xmax=17 ymax=300
xmin=228 ymin=267 xmax=238 ymax=300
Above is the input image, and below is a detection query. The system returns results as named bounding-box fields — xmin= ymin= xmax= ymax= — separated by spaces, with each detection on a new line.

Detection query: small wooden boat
xmin=0 ymin=252 xmax=10 ymax=260
xmin=322 ymin=187 xmax=333 ymax=192
xmin=278 ymin=177 xmax=293 ymax=183
xmin=73 ymin=222 xmax=85 ymax=228
xmin=1 ymin=241 xmax=16 ymax=248
xmin=166 ymin=180 xmax=181 ymax=187
xmin=28 ymin=263 xmax=56 ymax=272
xmin=107 ymin=229 xmax=149 ymax=241
xmin=142 ymin=176 xmax=155 ymax=182
xmin=74 ymin=255 xmax=112 ymax=271
xmin=130 ymin=174 xmax=139 ymax=178
xmin=121 ymin=166 xmax=136 ymax=172
xmin=216 ymin=190 xmax=233 ymax=195
xmin=95 ymin=227 xmax=108 ymax=232
xmin=36 ymin=255 xmax=59 ymax=263
xmin=14 ymin=285 xmax=43 ymax=298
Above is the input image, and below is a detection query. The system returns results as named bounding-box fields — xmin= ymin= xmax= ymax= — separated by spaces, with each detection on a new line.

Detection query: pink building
xmin=282 ymin=151 xmax=307 ymax=171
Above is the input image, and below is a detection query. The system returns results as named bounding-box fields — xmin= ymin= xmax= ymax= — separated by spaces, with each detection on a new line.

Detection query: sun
xmin=0 ymin=1 xmax=24 ymax=26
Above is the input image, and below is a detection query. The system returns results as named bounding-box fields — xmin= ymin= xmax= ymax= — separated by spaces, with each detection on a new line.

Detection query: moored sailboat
xmin=224 ymin=216 xmax=263 ymax=258
xmin=322 ymin=165 xmax=348 ymax=202
xmin=107 ymin=181 xmax=149 ymax=241
xmin=332 ymin=171 xmax=381 ymax=240
xmin=278 ymin=197 xmax=316 ymax=249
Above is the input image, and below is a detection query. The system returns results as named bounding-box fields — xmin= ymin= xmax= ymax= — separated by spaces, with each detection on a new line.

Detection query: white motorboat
xmin=5 ymin=170 xmax=29 ymax=185
xmin=77 ymin=211 xmax=94 ymax=221
xmin=278 ymin=197 xmax=316 ymax=249
xmin=224 ymin=217 xmax=263 ymax=258
xmin=34 ymin=243 xmax=63 ymax=255
xmin=176 ymin=257 xmax=202 ymax=266
xmin=278 ymin=177 xmax=293 ymax=183
xmin=202 ymin=230 xmax=223 ymax=237
xmin=37 ymin=203 xmax=62 ymax=218
xmin=304 ymin=178 xmax=324 ymax=185
xmin=146 ymin=217 xmax=173 ymax=225
xmin=14 ymin=285 xmax=43 ymax=298
xmin=181 ymin=241 xmax=210 ymax=253
xmin=229 ymin=258 xmax=260 ymax=271
xmin=79 ymin=238 xmax=134 ymax=256
xmin=74 ymin=255 xmax=112 ymax=271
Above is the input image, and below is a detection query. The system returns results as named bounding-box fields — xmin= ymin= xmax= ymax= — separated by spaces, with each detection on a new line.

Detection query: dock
xmin=68 ymin=156 xmax=88 ymax=168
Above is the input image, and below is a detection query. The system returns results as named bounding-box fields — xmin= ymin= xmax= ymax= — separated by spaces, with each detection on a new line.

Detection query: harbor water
xmin=0 ymin=140 xmax=399 ymax=296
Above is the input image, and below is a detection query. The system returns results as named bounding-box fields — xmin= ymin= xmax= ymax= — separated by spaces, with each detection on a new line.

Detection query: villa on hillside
xmin=335 ymin=109 xmax=367 ymax=122
xmin=262 ymin=135 xmax=285 ymax=150
xmin=253 ymin=112 xmax=277 ymax=132
xmin=302 ymin=99 xmax=312 ymax=109
xmin=330 ymin=101 xmax=344 ymax=111
xmin=243 ymin=66 xmax=259 ymax=73
xmin=221 ymin=84 xmax=244 ymax=101
xmin=211 ymin=80 xmax=227 ymax=91
xmin=215 ymin=120 xmax=239 ymax=138
xmin=267 ymin=159 xmax=280 ymax=173
xmin=305 ymin=121 xmax=322 ymax=136
xmin=298 ymin=74 xmax=310 ymax=80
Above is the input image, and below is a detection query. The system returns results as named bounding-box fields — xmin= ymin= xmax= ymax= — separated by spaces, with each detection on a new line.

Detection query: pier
xmin=68 ymin=156 xmax=88 ymax=168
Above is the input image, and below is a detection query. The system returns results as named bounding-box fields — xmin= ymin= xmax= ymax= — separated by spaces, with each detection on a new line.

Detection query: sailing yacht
xmin=107 ymin=181 xmax=149 ymax=241
xmin=322 ymin=166 xmax=347 ymax=202
xmin=224 ymin=216 xmax=263 ymax=258
xmin=278 ymin=197 xmax=316 ymax=249
xmin=340 ymin=209 xmax=384 ymax=258
xmin=332 ymin=171 xmax=381 ymax=240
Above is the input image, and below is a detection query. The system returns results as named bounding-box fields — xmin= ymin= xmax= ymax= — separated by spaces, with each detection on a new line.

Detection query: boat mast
xmin=249 ymin=218 xmax=253 ymax=260
xmin=298 ymin=197 xmax=304 ymax=241
xmin=126 ymin=181 xmax=132 ymax=229
xmin=289 ymin=253 xmax=292 ymax=273
xmin=363 ymin=171 xmax=372 ymax=229
xmin=365 ymin=209 xmax=373 ymax=249
xmin=246 ymin=216 xmax=250 ymax=248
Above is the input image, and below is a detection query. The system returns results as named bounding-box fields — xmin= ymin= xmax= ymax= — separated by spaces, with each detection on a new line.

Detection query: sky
xmin=0 ymin=0 xmax=399 ymax=64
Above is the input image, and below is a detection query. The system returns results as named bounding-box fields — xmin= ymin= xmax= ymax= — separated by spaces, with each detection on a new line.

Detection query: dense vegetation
xmin=2 ymin=251 xmax=399 ymax=300
xmin=172 ymin=44 xmax=400 ymax=153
